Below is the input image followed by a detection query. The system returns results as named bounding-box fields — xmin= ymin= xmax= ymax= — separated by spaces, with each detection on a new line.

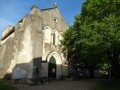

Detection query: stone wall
xmin=12 ymin=15 xmax=34 ymax=79
xmin=0 ymin=33 xmax=14 ymax=78
xmin=0 ymin=5 xmax=69 ymax=80
xmin=31 ymin=6 xmax=69 ymax=78
xmin=31 ymin=6 xmax=68 ymax=32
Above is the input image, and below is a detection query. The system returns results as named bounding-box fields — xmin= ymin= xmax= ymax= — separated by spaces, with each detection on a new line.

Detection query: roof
xmin=30 ymin=3 xmax=57 ymax=11
xmin=1 ymin=27 xmax=15 ymax=41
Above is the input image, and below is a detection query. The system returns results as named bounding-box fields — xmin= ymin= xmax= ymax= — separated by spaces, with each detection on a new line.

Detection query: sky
xmin=0 ymin=0 xmax=85 ymax=37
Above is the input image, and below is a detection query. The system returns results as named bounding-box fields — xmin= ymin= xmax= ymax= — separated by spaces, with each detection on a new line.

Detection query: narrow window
xmin=44 ymin=27 xmax=51 ymax=44
xmin=53 ymin=33 xmax=55 ymax=45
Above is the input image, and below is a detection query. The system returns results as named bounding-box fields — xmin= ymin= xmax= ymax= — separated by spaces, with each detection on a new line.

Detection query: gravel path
xmin=14 ymin=79 xmax=98 ymax=90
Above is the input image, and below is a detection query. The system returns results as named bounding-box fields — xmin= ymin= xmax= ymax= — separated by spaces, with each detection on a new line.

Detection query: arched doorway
xmin=48 ymin=56 xmax=56 ymax=79
xmin=47 ymin=52 xmax=62 ymax=79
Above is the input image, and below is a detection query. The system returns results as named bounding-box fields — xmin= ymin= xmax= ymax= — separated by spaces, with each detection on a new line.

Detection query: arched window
xmin=58 ymin=32 xmax=63 ymax=45
xmin=44 ymin=26 xmax=52 ymax=44
xmin=53 ymin=32 xmax=55 ymax=45
xmin=53 ymin=29 xmax=58 ymax=46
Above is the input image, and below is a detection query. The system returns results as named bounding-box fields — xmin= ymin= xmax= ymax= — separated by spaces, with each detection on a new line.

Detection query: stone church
xmin=0 ymin=4 xmax=68 ymax=81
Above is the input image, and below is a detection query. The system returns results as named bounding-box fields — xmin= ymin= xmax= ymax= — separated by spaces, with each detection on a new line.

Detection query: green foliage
xmin=62 ymin=0 xmax=120 ymax=72
xmin=100 ymin=63 xmax=111 ymax=71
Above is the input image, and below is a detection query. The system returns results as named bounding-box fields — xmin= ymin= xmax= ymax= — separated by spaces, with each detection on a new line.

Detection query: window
xmin=53 ymin=32 xmax=55 ymax=45
xmin=54 ymin=18 xmax=57 ymax=23
xmin=58 ymin=32 xmax=63 ymax=45
xmin=53 ymin=30 xmax=58 ymax=46
xmin=44 ymin=27 xmax=52 ymax=44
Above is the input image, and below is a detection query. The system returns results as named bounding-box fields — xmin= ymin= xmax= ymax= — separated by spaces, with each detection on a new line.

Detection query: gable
xmin=30 ymin=6 xmax=69 ymax=32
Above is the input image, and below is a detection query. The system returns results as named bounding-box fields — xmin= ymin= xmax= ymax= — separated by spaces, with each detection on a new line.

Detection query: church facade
xmin=0 ymin=4 xmax=68 ymax=80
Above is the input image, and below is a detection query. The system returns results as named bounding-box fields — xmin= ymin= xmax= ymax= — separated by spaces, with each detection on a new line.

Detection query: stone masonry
xmin=0 ymin=4 xmax=69 ymax=81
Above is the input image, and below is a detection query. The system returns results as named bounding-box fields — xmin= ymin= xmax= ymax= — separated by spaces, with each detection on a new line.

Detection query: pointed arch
xmin=47 ymin=52 xmax=62 ymax=64
xmin=53 ymin=29 xmax=59 ymax=46
xmin=44 ymin=26 xmax=52 ymax=44
xmin=47 ymin=52 xmax=62 ymax=79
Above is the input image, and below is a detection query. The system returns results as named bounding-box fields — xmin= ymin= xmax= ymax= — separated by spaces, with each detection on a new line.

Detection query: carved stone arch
xmin=43 ymin=26 xmax=54 ymax=33
xmin=44 ymin=26 xmax=51 ymax=30
xmin=47 ymin=52 xmax=62 ymax=79
xmin=47 ymin=52 xmax=62 ymax=64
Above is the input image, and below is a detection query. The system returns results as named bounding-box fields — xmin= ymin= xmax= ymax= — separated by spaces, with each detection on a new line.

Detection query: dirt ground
xmin=13 ymin=79 xmax=98 ymax=90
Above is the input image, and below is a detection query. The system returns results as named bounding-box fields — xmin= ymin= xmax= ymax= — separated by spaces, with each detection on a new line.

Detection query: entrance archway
xmin=47 ymin=52 xmax=62 ymax=79
xmin=48 ymin=56 xmax=56 ymax=79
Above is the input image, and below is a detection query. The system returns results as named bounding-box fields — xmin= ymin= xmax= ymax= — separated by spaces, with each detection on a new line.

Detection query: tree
xmin=62 ymin=0 xmax=120 ymax=78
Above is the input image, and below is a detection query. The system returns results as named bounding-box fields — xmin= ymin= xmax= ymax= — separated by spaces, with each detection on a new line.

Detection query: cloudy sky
xmin=0 ymin=0 xmax=84 ymax=37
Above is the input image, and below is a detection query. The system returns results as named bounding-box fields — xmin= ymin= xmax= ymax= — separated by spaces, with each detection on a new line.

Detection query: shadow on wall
xmin=2 ymin=57 xmax=68 ymax=84
xmin=3 ymin=57 xmax=41 ymax=81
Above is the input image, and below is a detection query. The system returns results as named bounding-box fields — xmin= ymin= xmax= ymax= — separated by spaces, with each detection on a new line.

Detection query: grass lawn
xmin=92 ymin=79 xmax=120 ymax=90
xmin=0 ymin=79 xmax=16 ymax=90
